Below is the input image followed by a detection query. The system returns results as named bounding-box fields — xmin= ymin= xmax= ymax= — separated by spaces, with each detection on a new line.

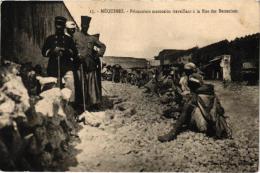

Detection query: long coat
xmin=73 ymin=31 xmax=106 ymax=108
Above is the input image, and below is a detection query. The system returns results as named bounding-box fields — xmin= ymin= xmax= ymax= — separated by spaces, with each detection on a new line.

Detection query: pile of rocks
xmin=0 ymin=65 xmax=78 ymax=171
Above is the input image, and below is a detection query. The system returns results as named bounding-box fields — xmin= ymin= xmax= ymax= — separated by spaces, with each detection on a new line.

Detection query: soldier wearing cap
xmin=74 ymin=16 xmax=106 ymax=111
xmin=158 ymin=63 xmax=205 ymax=142
xmin=42 ymin=16 xmax=78 ymax=93
xmin=62 ymin=21 xmax=79 ymax=103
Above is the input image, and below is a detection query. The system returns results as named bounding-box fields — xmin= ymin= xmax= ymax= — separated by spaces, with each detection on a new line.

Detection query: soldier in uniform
xmin=42 ymin=16 xmax=78 ymax=93
xmin=158 ymin=63 xmax=205 ymax=142
xmin=63 ymin=21 xmax=79 ymax=103
xmin=74 ymin=16 xmax=106 ymax=111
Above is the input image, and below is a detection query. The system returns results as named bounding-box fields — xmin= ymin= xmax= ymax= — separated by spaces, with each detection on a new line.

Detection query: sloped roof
xmin=104 ymin=56 xmax=147 ymax=62
xmin=102 ymin=56 xmax=148 ymax=69
xmin=158 ymin=49 xmax=184 ymax=58
xmin=164 ymin=47 xmax=198 ymax=60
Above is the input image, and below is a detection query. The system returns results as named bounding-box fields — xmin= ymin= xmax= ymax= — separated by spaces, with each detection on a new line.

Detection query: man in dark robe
xmin=74 ymin=16 xmax=106 ymax=111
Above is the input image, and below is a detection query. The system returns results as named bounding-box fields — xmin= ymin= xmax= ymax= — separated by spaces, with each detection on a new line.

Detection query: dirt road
xmin=69 ymin=81 xmax=258 ymax=172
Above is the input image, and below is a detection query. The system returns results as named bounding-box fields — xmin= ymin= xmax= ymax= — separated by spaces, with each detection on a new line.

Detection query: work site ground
xmin=68 ymin=81 xmax=258 ymax=172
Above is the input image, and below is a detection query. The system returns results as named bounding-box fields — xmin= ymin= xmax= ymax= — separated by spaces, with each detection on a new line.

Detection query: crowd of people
xmin=1 ymin=15 xmax=232 ymax=144
xmin=102 ymin=62 xmax=232 ymax=142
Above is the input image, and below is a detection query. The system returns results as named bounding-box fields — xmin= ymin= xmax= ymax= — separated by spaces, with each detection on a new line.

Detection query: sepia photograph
xmin=0 ymin=0 xmax=259 ymax=172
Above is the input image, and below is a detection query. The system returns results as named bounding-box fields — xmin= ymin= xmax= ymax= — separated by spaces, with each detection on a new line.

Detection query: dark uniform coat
xmin=42 ymin=34 xmax=78 ymax=77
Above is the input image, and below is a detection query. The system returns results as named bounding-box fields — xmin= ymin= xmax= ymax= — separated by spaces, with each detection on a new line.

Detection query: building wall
xmin=1 ymin=1 xmax=76 ymax=67
xmin=177 ymin=54 xmax=192 ymax=64
xmin=162 ymin=54 xmax=192 ymax=65
xmin=148 ymin=59 xmax=160 ymax=67
xmin=155 ymin=34 xmax=258 ymax=81
xmin=156 ymin=49 xmax=183 ymax=65
xmin=163 ymin=59 xmax=174 ymax=65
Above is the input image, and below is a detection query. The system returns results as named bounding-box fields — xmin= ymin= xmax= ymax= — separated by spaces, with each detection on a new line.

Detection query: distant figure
xmin=104 ymin=65 xmax=113 ymax=81
xmin=220 ymin=55 xmax=231 ymax=83
xmin=112 ymin=64 xmax=121 ymax=83
xmin=120 ymin=69 xmax=128 ymax=83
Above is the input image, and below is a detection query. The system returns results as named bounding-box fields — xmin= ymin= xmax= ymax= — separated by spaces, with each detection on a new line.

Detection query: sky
xmin=65 ymin=0 xmax=259 ymax=59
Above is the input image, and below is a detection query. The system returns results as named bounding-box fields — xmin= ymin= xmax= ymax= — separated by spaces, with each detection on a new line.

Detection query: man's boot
xmin=158 ymin=129 xmax=177 ymax=142
xmin=162 ymin=107 xmax=181 ymax=119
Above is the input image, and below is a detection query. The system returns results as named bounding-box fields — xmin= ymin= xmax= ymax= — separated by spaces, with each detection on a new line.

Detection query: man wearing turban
xmin=74 ymin=16 xmax=106 ymax=111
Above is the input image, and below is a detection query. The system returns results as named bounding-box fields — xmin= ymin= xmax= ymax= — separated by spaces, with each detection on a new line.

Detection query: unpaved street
xmin=69 ymin=81 xmax=258 ymax=172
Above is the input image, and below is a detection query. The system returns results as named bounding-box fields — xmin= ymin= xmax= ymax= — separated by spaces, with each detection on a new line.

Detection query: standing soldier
xmin=42 ymin=16 xmax=78 ymax=91
xmin=74 ymin=16 xmax=106 ymax=111
xmin=64 ymin=21 xmax=79 ymax=103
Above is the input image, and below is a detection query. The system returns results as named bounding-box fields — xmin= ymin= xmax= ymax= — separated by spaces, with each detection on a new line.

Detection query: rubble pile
xmin=0 ymin=65 xmax=79 ymax=171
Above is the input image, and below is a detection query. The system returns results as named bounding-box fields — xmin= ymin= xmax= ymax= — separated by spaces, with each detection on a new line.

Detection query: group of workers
xmin=154 ymin=63 xmax=232 ymax=142
xmin=103 ymin=62 xmax=231 ymax=142
xmin=39 ymin=15 xmax=231 ymax=141
xmin=101 ymin=64 xmax=154 ymax=87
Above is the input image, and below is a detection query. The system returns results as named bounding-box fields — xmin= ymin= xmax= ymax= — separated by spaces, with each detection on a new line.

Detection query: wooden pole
xmin=81 ymin=64 xmax=86 ymax=112
xmin=57 ymin=55 xmax=61 ymax=89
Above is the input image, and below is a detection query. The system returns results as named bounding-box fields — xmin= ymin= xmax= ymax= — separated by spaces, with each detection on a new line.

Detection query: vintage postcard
xmin=0 ymin=0 xmax=259 ymax=172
